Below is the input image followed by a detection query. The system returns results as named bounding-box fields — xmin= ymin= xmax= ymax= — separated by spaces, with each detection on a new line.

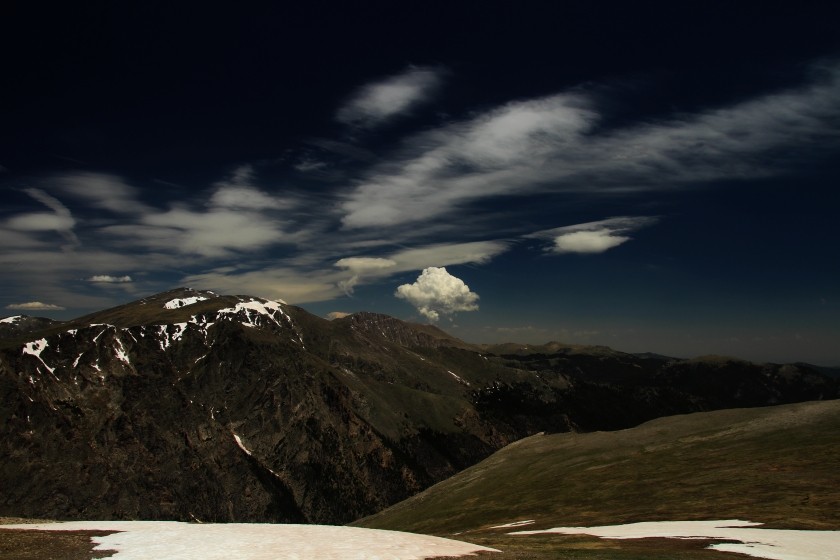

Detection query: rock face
xmin=1 ymin=288 xmax=837 ymax=524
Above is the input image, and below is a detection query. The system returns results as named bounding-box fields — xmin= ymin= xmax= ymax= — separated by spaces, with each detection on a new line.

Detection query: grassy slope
xmin=356 ymin=400 xmax=840 ymax=537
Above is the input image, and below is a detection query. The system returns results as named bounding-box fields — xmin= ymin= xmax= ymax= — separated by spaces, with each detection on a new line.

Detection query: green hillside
xmin=356 ymin=400 xmax=840 ymax=539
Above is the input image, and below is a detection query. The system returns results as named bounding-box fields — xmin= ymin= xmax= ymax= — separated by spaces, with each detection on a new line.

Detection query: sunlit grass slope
xmin=355 ymin=400 xmax=840 ymax=536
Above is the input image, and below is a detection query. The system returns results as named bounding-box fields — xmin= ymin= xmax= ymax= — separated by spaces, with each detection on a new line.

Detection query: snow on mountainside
xmin=164 ymin=295 xmax=211 ymax=309
xmin=0 ymin=315 xmax=62 ymax=338
xmin=1 ymin=288 xmax=838 ymax=526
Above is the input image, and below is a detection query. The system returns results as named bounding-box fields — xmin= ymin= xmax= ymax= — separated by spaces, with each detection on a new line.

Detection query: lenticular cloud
xmin=395 ymin=266 xmax=479 ymax=321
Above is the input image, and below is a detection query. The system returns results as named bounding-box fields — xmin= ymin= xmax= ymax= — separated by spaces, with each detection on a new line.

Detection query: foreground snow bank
xmin=512 ymin=519 xmax=840 ymax=560
xmin=0 ymin=521 xmax=498 ymax=560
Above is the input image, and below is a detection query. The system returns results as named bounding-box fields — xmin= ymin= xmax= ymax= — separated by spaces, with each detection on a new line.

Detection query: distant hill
xmin=1 ymin=288 xmax=837 ymax=524
xmin=355 ymin=400 xmax=840 ymax=535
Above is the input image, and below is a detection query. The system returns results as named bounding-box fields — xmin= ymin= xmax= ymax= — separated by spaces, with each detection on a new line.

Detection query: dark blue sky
xmin=2 ymin=1 xmax=839 ymax=364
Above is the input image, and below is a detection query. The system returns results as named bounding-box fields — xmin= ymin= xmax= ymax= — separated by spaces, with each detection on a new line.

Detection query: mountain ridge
xmin=1 ymin=288 xmax=837 ymax=524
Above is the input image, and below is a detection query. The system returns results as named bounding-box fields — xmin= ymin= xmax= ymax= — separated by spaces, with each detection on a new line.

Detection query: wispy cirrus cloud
xmin=181 ymin=240 xmax=511 ymax=304
xmin=339 ymin=61 xmax=840 ymax=230
xmin=3 ymin=61 xmax=839 ymax=317
xmin=5 ymin=188 xmax=78 ymax=246
xmin=336 ymin=66 xmax=444 ymax=128
xmin=56 ymin=172 xmax=153 ymax=214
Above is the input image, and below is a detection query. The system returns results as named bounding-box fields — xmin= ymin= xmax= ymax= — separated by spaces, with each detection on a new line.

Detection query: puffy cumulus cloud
xmin=327 ymin=311 xmax=351 ymax=320
xmin=88 ymin=275 xmax=133 ymax=283
xmin=395 ymin=267 xmax=479 ymax=322
xmin=336 ymin=66 xmax=444 ymax=128
xmin=529 ymin=216 xmax=658 ymax=254
xmin=6 ymin=301 xmax=65 ymax=310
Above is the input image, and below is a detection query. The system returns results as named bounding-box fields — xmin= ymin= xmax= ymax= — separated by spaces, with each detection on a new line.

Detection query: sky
xmin=2 ymin=1 xmax=839 ymax=365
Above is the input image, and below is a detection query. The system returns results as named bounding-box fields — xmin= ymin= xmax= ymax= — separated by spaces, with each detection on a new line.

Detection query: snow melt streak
xmin=0 ymin=521 xmax=498 ymax=560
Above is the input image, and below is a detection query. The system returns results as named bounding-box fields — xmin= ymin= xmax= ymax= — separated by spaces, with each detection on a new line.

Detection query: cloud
xmin=210 ymin=165 xmax=294 ymax=210
xmin=340 ymin=61 xmax=840 ymax=230
xmin=327 ymin=311 xmax=351 ymax=320
xmin=395 ymin=267 xmax=479 ymax=321
xmin=5 ymin=188 xmax=79 ymax=246
xmin=6 ymin=301 xmax=66 ymax=311
xmin=334 ymin=257 xmax=397 ymax=272
xmin=528 ymin=216 xmax=658 ymax=254
xmin=336 ymin=66 xmax=444 ymax=128
xmin=56 ymin=172 xmax=152 ymax=214
xmin=87 ymin=275 xmax=133 ymax=283
xmin=334 ymin=256 xmax=397 ymax=295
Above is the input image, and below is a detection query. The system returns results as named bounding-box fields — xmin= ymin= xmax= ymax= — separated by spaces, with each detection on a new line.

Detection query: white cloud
xmin=395 ymin=266 xmax=479 ymax=321
xmin=388 ymin=241 xmax=510 ymax=270
xmin=137 ymin=208 xmax=286 ymax=257
xmin=88 ymin=275 xmax=133 ymax=283
xmin=340 ymin=62 xmax=840 ymax=230
xmin=334 ymin=257 xmax=397 ymax=295
xmin=528 ymin=216 xmax=658 ymax=254
xmin=5 ymin=212 xmax=75 ymax=232
xmin=327 ymin=311 xmax=351 ymax=320
xmin=5 ymin=188 xmax=79 ymax=246
xmin=56 ymin=172 xmax=152 ymax=214
xmin=210 ymin=165 xmax=293 ymax=210
xmin=6 ymin=301 xmax=65 ymax=311
xmin=550 ymin=230 xmax=629 ymax=253
xmin=336 ymin=66 xmax=443 ymax=128
xmin=334 ymin=257 xmax=397 ymax=272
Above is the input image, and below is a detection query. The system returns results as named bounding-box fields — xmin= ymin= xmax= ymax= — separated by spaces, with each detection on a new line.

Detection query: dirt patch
xmin=0 ymin=528 xmax=118 ymax=560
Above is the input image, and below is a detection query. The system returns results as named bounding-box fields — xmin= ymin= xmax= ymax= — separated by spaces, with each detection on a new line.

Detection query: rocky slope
xmin=1 ymin=288 xmax=836 ymax=524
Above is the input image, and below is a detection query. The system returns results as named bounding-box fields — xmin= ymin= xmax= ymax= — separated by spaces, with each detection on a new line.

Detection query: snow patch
xmin=23 ymin=338 xmax=55 ymax=374
xmin=164 ymin=296 xmax=209 ymax=309
xmin=113 ymin=337 xmax=130 ymax=365
xmin=511 ymin=519 xmax=840 ymax=560
xmin=216 ymin=298 xmax=304 ymax=346
xmin=23 ymin=338 xmax=48 ymax=358
xmin=0 ymin=315 xmax=22 ymax=324
xmin=0 ymin=521 xmax=498 ymax=559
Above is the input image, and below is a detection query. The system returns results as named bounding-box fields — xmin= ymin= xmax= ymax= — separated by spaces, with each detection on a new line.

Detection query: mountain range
xmin=1 ymin=288 xmax=837 ymax=524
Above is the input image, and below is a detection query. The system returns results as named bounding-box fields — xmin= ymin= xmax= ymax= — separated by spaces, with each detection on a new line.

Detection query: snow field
xmin=511 ymin=519 xmax=840 ymax=560
xmin=0 ymin=521 xmax=499 ymax=560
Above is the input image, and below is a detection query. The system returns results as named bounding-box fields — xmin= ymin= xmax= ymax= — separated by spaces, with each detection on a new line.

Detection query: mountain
xmin=1 ymin=288 xmax=837 ymax=524
xmin=0 ymin=315 xmax=62 ymax=339
xmin=354 ymin=400 xmax=840 ymax=557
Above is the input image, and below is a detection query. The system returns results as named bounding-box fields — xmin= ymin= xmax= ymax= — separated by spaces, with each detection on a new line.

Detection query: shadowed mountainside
xmin=1 ymin=288 xmax=837 ymax=524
